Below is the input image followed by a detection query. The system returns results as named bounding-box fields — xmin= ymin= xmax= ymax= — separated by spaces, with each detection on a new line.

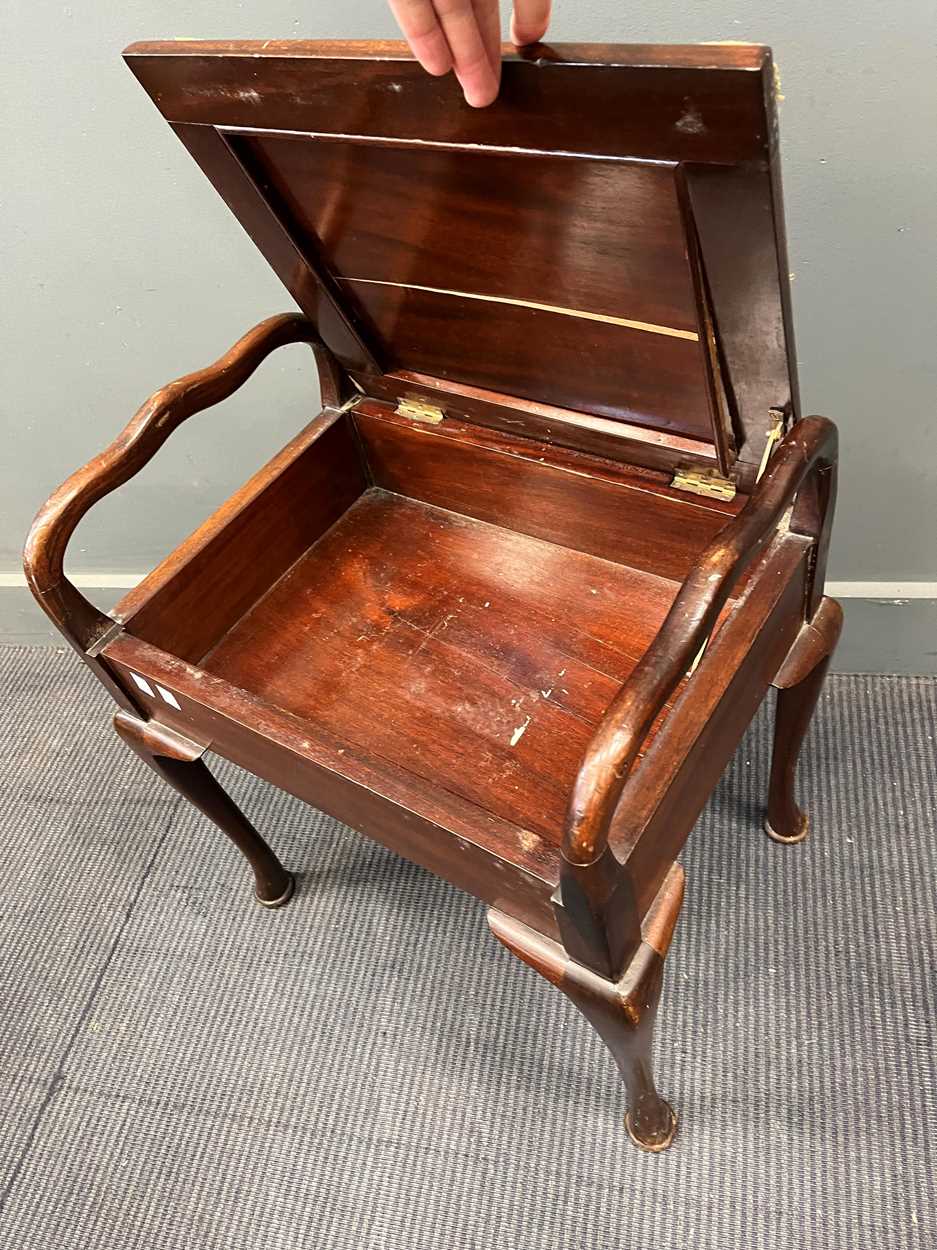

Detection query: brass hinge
xmin=671 ymin=467 xmax=737 ymax=501
xmin=396 ymin=396 xmax=445 ymax=424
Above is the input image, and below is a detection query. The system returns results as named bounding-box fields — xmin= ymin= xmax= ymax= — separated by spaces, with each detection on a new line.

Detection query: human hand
xmin=388 ymin=0 xmax=552 ymax=107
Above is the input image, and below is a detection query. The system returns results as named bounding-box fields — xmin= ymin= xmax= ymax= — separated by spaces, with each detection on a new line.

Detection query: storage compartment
xmin=109 ymin=399 xmax=741 ymax=845
xmin=201 ymin=489 xmax=683 ymax=838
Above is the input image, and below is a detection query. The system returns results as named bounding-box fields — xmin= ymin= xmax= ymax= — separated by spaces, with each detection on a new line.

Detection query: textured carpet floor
xmin=0 ymin=645 xmax=934 ymax=1249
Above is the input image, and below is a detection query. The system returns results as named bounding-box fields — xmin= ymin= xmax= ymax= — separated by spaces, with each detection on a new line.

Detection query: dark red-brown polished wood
xmin=24 ymin=41 xmax=841 ymax=1153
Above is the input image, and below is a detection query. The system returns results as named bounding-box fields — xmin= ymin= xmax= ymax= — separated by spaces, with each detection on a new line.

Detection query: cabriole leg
xmin=488 ymin=864 xmax=684 ymax=1152
xmin=113 ymin=711 xmax=295 ymax=907
xmin=766 ymin=658 xmax=832 ymax=843
xmin=766 ymin=597 xmax=843 ymax=844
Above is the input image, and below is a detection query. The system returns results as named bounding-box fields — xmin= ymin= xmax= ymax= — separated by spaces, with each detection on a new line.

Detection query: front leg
xmin=489 ymin=864 xmax=684 ymax=1151
xmin=766 ymin=597 xmax=843 ymax=843
xmin=113 ymin=711 xmax=295 ymax=907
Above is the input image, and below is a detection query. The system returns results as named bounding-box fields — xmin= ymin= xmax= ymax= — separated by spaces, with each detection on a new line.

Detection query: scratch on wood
xmin=510 ymin=715 xmax=532 ymax=746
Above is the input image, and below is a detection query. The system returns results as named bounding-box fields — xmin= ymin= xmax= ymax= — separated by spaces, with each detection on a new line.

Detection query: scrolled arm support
xmin=563 ymin=415 xmax=838 ymax=869
xmin=23 ymin=313 xmax=329 ymax=652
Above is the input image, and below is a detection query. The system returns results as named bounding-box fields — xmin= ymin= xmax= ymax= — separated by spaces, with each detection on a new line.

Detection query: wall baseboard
xmin=826 ymin=581 xmax=937 ymax=600
xmin=3 ymin=571 xmax=935 ymax=596
xmin=2 ymin=574 xmax=935 ymax=673
xmin=0 ymin=572 xmax=144 ymax=589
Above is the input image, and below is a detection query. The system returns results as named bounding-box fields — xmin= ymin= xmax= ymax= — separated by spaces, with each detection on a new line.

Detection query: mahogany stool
xmin=25 ymin=41 xmax=840 ymax=1150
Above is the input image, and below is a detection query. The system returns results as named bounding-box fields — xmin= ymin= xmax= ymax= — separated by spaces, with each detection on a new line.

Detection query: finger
xmin=471 ymin=0 xmax=503 ymax=93
xmin=389 ymin=0 xmax=453 ymax=76
xmin=510 ymin=0 xmax=551 ymax=46
xmin=435 ymin=0 xmax=500 ymax=107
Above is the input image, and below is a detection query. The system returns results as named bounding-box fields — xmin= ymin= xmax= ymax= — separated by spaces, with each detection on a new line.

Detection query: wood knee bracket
xmin=772 ymin=597 xmax=843 ymax=690
xmin=113 ymin=709 xmax=209 ymax=763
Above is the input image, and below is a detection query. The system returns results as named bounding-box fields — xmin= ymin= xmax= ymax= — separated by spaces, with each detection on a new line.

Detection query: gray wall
xmin=4 ymin=2 xmax=936 ymax=665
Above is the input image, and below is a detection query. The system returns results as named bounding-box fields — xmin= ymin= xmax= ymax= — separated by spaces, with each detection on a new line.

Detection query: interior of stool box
xmin=110 ymin=397 xmax=742 ymax=845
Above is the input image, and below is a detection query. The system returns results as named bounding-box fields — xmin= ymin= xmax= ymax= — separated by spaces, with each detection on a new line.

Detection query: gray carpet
xmin=0 ymin=645 xmax=934 ymax=1249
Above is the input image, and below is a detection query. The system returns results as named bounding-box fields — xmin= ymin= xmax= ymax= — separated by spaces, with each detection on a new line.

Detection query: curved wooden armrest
xmin=23 ymin=313 xmax=325 ymax=652
xmin=563 ymin=415 xmax=838 ymax=867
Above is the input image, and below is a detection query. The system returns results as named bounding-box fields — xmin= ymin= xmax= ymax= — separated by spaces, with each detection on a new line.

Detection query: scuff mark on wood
xmin=517 ymin=829 xmax=541 ymax=852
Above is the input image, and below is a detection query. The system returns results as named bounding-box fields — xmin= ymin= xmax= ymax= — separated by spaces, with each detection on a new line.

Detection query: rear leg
xmin=766 ymin=598 xmax=843 ymax=843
